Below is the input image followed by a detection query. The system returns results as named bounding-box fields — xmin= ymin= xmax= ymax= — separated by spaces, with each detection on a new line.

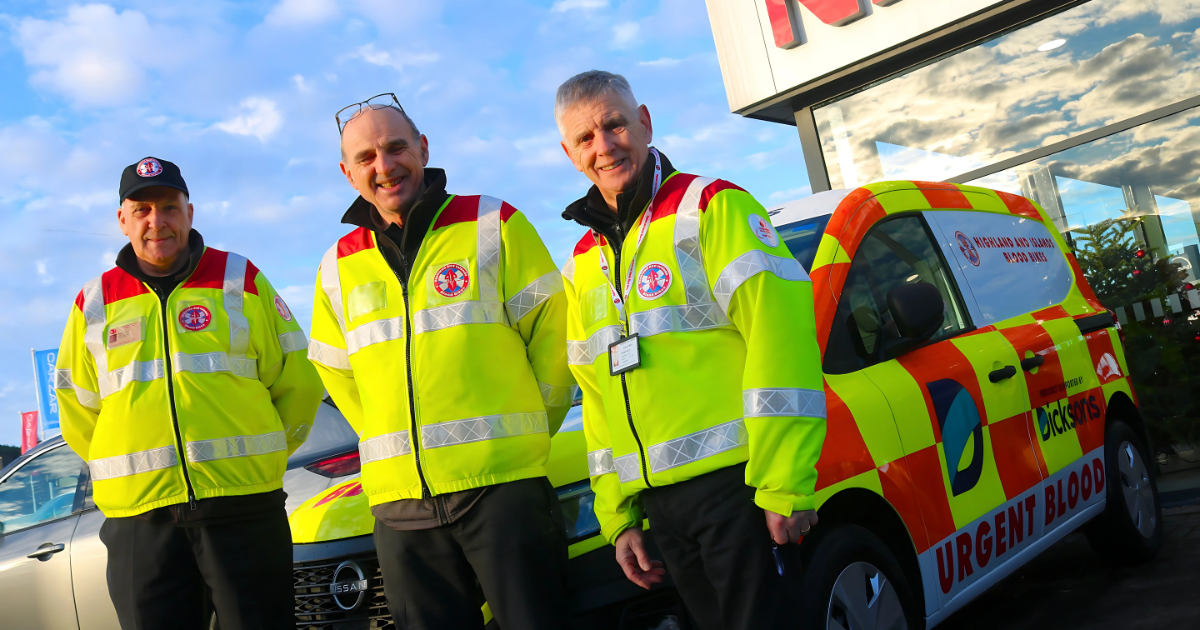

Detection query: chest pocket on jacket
xmin=581 ymin=284 xmax=612 ymax=329
xmin=348 ymin=282 xmax=388 ymax=323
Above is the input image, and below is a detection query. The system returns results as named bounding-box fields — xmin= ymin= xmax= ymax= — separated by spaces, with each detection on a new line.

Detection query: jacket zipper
xmin=612 ymin=223 xmax=652 ymax=487
xmin=152 ymin=284 xmax=198 ymax=513
xmin=394 ymin=249 xmax=435 ymax=508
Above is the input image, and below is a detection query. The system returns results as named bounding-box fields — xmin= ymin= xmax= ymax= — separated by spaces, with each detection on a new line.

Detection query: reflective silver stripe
xmin=562 ymin=258 xmax=576 ymax=284
xmin=55 ymin=368 xmax=101 ymax=410
xmin=507 ymin=271 xmax=564 ymax=322
xmin=345 ymin=316 xmax=404 ymax=354
xmin=80 ymin=276 xmax=109 ymax=379
xmin=307 ymin=339 xmax=351 ymax=370
xmin=588 ymin=448 xmax=615 ymax=476
xmin=288 ymin=422 xmax=311 ymax=442
xmin=421 ymin=412 xmax=548 ymax=449
xmin=629 ymin=302 xmax=731 ymax=338
xmin=359 ymin=431 xmax=412 ymax=464
xmin=743 ymin=388 xmax=827 ymax=419
xmin=614 ymin=452 xmax=641 ymax=483
xmin=412 ymin=301 xmax=505 ymax=335
xmin=173 ymin=352 xmax=257 ymax=379
xmin=320 ymin=244 xmax=346 ymax=332
xmin=89 ymin=445 xmax=177 ymax=481
xmin=568 ymin=325 xmax=622 ymax=365
xmin=278 ymin=331 xmax=307 ymax=354
xmin=224 ymin=253 xmax=250 ymax=357
xmin=539 ymin=382 xmax=575 ymax=408
xmin=104 ymin=359 xmax=165 ymax=397
xmin=647 ymin=418 xmax=747 ymax=474
xmin=476 ymin=196 xmax=503 ymax=304
xmin=186 ymin=430 xmax=286 ymax=463
xmin=673 ymin=177 xmax=717 ymax=305
xmin=713 ymin=250 xmax=810 ymax=314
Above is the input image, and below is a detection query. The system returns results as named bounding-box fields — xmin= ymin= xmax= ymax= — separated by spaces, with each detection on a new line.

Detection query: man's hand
xmin=614 ymin=527 xmax=666 ymax=589
xmin=766 ymin=509 xmax=818 ymax=545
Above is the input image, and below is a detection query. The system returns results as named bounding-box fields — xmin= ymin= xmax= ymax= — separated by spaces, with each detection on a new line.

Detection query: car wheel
xmin=1084 ymin=419 xmax=1162 ymax=565
xmin=798 ymin=524 xmax=917 ymax=630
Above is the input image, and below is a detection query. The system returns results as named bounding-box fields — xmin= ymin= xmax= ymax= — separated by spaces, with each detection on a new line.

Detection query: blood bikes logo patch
xmin=748 ymin=214 xmax=779 ymax=248
xmin=637 ymin=262 xmax=672 ymax=300
xmin=274 ymin=295 xmax=293 ymax=321
xmin=433 ymin=263 xmax=470 ymax=298
xmin=136 ymin=158 xmax=163 ymax=178
xmin=178 ymin=305 xmax=212 ymax=332
xmin=956 ymin=231 xmax=981 ymax=267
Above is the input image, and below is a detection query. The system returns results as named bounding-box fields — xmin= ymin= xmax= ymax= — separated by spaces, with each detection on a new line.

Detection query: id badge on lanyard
xmin=599 ymin=148 xmax=662 ymax=376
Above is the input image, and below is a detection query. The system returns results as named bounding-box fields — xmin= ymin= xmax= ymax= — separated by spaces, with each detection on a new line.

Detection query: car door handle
xmin=1020 ymin=355 xmax=1045 ymax=371
xmin=988 ymin=366 xmax=1017 ymax=383
xmin=27 ymin=543 xmax=65 ymax=560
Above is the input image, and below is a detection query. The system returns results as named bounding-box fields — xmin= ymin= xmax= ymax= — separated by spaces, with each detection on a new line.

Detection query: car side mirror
xmin=882 ymin=282 xmax=945 ymax=359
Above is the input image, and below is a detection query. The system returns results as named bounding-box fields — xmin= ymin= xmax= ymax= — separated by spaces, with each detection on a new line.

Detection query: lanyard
xmin=595 ymin=148 xmax=662 ymax=322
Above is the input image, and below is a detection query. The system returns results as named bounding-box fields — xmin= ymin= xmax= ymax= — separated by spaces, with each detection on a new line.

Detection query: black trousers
xmin=641 ymin=463 xmax=800 ymax=630
xmin=99 ymin=507 xmax=294 ymax=630
xmin=373 ymin=477 xmax=569 ymax=630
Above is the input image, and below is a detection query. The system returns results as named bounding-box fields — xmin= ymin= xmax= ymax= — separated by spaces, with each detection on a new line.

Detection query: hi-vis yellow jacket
xmin=565 ymin=169 xmax=826 ymax=544
xmin=55 ymin=246 xmax=323 ymax=517
xmin=307 ymin=194 xmax=574 ymax=506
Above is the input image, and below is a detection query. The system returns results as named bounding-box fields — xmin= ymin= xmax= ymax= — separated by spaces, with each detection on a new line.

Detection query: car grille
xmin=294 ymin=555 xmax=393 ymax=629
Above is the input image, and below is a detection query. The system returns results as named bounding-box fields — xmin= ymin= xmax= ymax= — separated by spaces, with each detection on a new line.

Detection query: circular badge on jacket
xmin=748 ymin=214 xmax=779 ymax=248
xmin=637 ymin=262 xmax=672 ymax=300
xmin=137 ymin=158 xmax=163 ymax=178
xmin=274 ymin=295 xmax=293 ymax=321
xmin=434 ymin=263 xmax=470 ymax=298
xmin=179 ymin=305 xmax=212 ymax=331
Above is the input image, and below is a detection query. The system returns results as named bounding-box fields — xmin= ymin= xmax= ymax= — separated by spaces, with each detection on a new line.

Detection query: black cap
xmin=119 ymin=157 xmax=189 ymax=202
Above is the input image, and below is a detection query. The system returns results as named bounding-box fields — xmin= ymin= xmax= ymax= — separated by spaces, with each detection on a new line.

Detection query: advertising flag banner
xmin=21 ymin=411 xmax=39 ymax=454
xmin=32 ymin=348 xmax=61 ymax=435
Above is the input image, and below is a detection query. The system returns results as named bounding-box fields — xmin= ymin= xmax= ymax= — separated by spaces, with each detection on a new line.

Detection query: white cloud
xmin=613 ymin=22 xmax=641 ymax=49
xmin=551 ymin=0 xmax=608 ymax=13
xmin=265 ymin=0 xmax=339 ymax=26
xmin=292 ymin=74 xmax=313 ymax=92
xmin=213 ymin=98 xmax=284 ymax=141
xmin=101 ymin=250 xmax=118 ymax=267
xmin=278 ymin=284 xmax=314 ymax=307
xmin=354 ymin=44 xmax=439 ymax=72
xmin=515 ymin=132 xmax=568 ymax=167
xmin=0 ymin=381 xmax=17 ymax=398
xmin=35 ymin=260 xmax=54 ymax=286
xmin=769 ymin=186 xmax=812 ymax=203
xmin=639 ymin=57 xmax=682 ymax=67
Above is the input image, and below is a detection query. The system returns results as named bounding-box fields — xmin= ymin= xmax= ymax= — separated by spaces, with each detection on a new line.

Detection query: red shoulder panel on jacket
xmin=182 ymin=248 xmax=227 ymax=290
xmin=102 ymin=268 xmax=150 ymax=305
xmin=244 ymin=260 xmax=260 ymax=296
xmin=337 ymin=227 xmax=375 ymax=258
xmin=500 ymin=201 xmax=518 ymax=222
xmin=699 ymin=179 xmax=747 ymax=212
xmin=647 ymin=173 xmax=697 ymax=222
xmin=432 ymin=195 xmax=479 ymax=230
xmin=573 ymin=231 xmax=600 ymax=258
xmin=74 ymin=289 xmax=85 ymax=312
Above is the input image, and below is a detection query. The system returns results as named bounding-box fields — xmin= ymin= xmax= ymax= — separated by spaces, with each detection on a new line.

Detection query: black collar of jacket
xmin=561 ymin=149 xmax=676 ymax=249
xmin=341 ymin=168 xmax=449 ymax=282
xmin=115 ymin=229 xmax=206 ymax=293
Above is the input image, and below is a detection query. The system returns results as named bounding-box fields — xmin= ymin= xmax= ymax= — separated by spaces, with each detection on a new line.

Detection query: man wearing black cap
xmin=54 ymin=157 xmax=324 ymax=629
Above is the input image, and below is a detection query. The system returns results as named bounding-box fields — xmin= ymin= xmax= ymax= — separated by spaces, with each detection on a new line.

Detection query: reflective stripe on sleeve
xmin=320 ymin=244 xmax=346 ymax=333
xmin=629 ymin=302 xmax=731 ymax=338
xmin=743 ymin=387 xmax=827 ymax=418
xmin=567 ymin=325 xmax=622 ymax=365
xmin=80 ymin=276 xmax=110 ymax=379
xmin=89 ymin=445 xmax=178 ymax=481
xmin=308 ymin=339 xmax=351 ymax=371
xmin=588 ymin=448 xmax=615 ymax=476
xmin=172 ymin=352 xmax=257 ymax=379
xmin=538 ymin=381 xmax=576 ymax=408
xmin=476 ymin=196 xmax=503 ymax=304
xmin=506 ymin=271 xmax=564 ymax=322
xmin=673 ymin=176 xmax=717 ymax=305
xmin=613 ymin=452 xmax=642 ymax=483
xmin=713 ymin=250 xmax=810 ymax=314
xmin=359 ymin=431 xmax=412 ymax=464
xmin=421 ymin=412 xmax=548 ymax=449
xmin=278 ymin=331 xmax=308 ymax=354
xmin=345 ymin=316 xmax=404 ymax=354
xmin=224 ymin=253 xmax=250 ymax=358
xmin=562 ymin=258 xmax=576 ymax=285
xmin=646 ymin=418 xmax=747 ymax=474
xmin=186 ymin=430 xmax=286 ymax=463
xmin=55 ymin=368 xmax=101 ymax=410
xmin=104 ymin=359 xmax=166 ymax=397
xmin=412 ymin=301 xmax=505 ymax=335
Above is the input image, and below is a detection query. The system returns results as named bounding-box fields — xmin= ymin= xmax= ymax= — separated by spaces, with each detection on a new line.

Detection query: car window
xmin=287 ymin=400 xmax=362 ymax=469
xmin=778 ymin=214 xmax=832 ymax=272
xmin=824 ymin=214 xmax=971 ymax=374
xmin=0 ymin=445 xmax=84 ymax=535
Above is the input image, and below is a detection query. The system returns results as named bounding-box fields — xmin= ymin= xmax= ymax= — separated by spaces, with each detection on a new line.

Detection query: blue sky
xmin=0 ymin=0 xmax=812 ymax=446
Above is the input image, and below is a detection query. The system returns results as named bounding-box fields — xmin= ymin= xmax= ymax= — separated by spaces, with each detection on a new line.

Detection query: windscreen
xmin=777 ymin=214 xmax=832 ymax=272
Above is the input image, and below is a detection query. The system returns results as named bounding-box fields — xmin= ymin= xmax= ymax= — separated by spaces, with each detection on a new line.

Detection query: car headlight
xmin=556 ymin=480 xmax=601 ymax=543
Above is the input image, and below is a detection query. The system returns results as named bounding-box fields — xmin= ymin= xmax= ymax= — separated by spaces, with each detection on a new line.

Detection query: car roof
xmin=767 ymin=189 xmax=853 ymax=227
xmin=0 ymin=435 xmax=66 ymax=479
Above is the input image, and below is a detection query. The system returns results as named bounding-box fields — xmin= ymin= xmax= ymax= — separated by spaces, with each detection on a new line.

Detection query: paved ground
xmin=938 ymin=504 xmax=1200 ymax=629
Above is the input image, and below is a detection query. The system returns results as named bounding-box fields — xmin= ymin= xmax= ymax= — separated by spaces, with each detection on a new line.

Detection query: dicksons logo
xmin=1037 ymin=391 xmax=1100 ymax=443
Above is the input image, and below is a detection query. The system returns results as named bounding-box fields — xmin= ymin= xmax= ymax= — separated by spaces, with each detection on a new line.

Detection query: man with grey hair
xmin=556 ymin=70 xmax=826 ymax=629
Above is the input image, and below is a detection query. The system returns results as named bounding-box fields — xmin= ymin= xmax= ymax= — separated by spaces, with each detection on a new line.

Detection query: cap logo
xmin=137 ymin=158 xmax=163 ymax=178
xmin=179 ymin=305 xmax=212 ymax=332
xmin=749 ymin=214 xmax=779 ymax=248
xmin=637 ymin=262 xmax=672 ymax=300
xmin=433 ymin=263 xmax=470 ymax=298
xmin=274 ymin=295 xmax=293 ymax=321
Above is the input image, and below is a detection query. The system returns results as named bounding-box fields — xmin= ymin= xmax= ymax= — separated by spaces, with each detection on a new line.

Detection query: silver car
xmin=0 ymin=400 xmax=357 ymax=630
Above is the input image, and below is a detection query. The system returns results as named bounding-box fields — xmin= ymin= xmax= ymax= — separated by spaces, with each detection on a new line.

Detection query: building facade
xmin=705 ymin=0 xmax=1200 ymax=460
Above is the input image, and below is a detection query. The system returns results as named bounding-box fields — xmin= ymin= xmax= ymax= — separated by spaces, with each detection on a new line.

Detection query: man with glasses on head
xmin=308 ymin=94 xmax=575 ymax=629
